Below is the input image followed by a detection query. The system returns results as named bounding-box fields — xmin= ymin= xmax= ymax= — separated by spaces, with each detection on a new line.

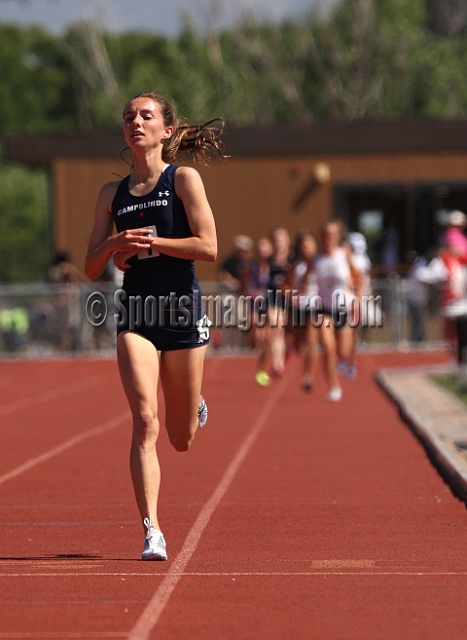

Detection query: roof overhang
xmin=5 ymin=119 xmax=467 ymax=165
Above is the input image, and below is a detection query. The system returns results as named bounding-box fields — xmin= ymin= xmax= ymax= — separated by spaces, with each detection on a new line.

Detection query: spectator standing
xmin=404 ymin=251 xmax=431 ymax=344
xmin=218 ymin=235 xmax=253 ymax=293
xmin=443 ymin=209 xmax=467 ymax=259
xmin=217 ymin=235 xmax=253 ymax=349
xmin=47 ymin=252 xmax=85 ymax=352
xmin=415 ymin=241 xmax=467 ymax=365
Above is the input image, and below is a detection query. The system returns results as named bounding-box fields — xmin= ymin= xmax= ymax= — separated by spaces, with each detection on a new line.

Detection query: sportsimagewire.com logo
xmin=85 ymin=288 xmax=383 ymax=331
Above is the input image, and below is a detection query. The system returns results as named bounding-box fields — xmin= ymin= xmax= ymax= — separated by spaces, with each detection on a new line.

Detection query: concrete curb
xmin=376 ymin=364 xmax=467 ymax=506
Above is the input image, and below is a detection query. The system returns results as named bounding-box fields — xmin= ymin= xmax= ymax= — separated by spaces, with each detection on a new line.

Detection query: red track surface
xmin=1 ymin=350 xmax=466 ymax=639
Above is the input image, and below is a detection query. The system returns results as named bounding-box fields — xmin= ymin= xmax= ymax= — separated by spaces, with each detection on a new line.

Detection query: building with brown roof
xmin=5 ymin=119 xmax=467 ymax=280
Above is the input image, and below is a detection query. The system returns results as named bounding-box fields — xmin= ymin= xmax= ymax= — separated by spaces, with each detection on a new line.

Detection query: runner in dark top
xmin=111 ymin=165 xmax=207 ymax=350
xmin=85 ymin=92 xmax=226 ymax=561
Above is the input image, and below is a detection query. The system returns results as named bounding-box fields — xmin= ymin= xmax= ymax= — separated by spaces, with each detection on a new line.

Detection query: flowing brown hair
xmin=121 ymin=92 xmax=228 ymax=166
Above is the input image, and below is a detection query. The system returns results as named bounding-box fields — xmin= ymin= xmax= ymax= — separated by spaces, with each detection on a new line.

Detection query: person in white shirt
xmin=315 ymin=220 xmax=363 ymax=402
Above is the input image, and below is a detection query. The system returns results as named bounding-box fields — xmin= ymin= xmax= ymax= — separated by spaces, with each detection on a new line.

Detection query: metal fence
xmin=0 ymin=277 xmax=445 ymax=358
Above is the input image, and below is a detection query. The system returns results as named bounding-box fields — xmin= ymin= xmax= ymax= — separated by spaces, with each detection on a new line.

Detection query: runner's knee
xmin=132 ymin=409 xmax=159 ymax=445
xmin=167 ymin=420 xmax=197 ymax=452
xmin=169 ymin=432 xmax=194 ymax=453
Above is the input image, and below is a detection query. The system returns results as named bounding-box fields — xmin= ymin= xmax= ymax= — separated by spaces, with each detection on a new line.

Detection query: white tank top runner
xmin=314 ymin=247 xmax=352 ymax=310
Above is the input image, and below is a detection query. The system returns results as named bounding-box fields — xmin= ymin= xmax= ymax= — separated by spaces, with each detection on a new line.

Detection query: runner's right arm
xmin=85 ymin=181 xmax=153 ymax=280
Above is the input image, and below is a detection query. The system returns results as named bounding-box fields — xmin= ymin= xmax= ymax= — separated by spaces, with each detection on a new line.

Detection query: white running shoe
xmin=142 ymin=517 xmax=167 ymax=561
xmin=198 ymin=395 xmax=208 ymax=428
xmin=327 ymin=387 xmax=342 ymax=402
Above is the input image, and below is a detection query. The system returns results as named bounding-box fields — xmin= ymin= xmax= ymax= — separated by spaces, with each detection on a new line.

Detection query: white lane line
xmin=128 ymin=372 xmax=293 ymax=640
xmin=0 ymin=375 xmax=105 ymax=417
xmin=0 ymin=634 xmax=127 ymax=638
xmin=0 ymin=411 xmax=130 ymax=487
xmin=0 ymin=504 xmax=133 ymax=509
xmin=2 ymin=521 xmax=138 ymax=526
xmin=2 ymin=572 xmax=467 ymax=578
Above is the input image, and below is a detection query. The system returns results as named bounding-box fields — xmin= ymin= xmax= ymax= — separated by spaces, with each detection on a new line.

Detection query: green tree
xmin=0 ymin=161 xmax=50 ymax=282
xmin=426 ymin=0 xmax=467 ymax=37
xmin=0 ymin=24 xmax=75 ymax=133
xmin=4 ymin=0 xmax=467 ymax=284
xmin=62 ymin=21 xmax=123 ymax=130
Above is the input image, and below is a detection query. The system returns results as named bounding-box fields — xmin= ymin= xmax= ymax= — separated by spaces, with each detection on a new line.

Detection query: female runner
xmin=267 ymin=227 xmax=293 ymax=377
xmin=286 ymin=230 xmax=319 ymax=392
xmin=85 ymin=92 xmax=225 ymax=560
xmin=315 ymin=220 xmax=363 ymax=402
xmin=243 ymin=236 xmax=274 ymax=385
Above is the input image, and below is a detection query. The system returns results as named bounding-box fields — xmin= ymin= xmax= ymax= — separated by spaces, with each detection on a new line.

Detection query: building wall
xmin=53 ymin=151 xmax=467 ymax=282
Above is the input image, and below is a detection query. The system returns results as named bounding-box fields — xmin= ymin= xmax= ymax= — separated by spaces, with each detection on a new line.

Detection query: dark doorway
xmin=334 ymin=183 xmax=408 ymax=266
xmin=414 ymin=182 xmax=467 ymax=257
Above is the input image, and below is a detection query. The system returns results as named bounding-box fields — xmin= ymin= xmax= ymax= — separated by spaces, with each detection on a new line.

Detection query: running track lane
xmin=1 ymin=351 xmax=467 ymax=639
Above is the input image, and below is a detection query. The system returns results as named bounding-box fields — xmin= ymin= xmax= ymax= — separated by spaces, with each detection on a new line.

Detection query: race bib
xmin=138 ymin=225 xmax=159 ymax=260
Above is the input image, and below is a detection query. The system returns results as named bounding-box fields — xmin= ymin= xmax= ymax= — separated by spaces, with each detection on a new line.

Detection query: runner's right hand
xmin=111 ymin=228 xmax=153 ymax=253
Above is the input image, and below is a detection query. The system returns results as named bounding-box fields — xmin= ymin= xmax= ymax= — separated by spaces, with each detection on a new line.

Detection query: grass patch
xmin=431 ymin=374 xmax=467 ymax=407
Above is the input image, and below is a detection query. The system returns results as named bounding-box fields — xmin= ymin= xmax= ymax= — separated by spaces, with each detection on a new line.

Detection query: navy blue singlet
xmin=111 ymin=164 xmax=209 ymax=351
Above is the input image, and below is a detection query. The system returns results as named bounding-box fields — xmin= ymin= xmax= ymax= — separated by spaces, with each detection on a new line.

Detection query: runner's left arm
xmin=146 ymin=167 xmax=217 ymax=262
